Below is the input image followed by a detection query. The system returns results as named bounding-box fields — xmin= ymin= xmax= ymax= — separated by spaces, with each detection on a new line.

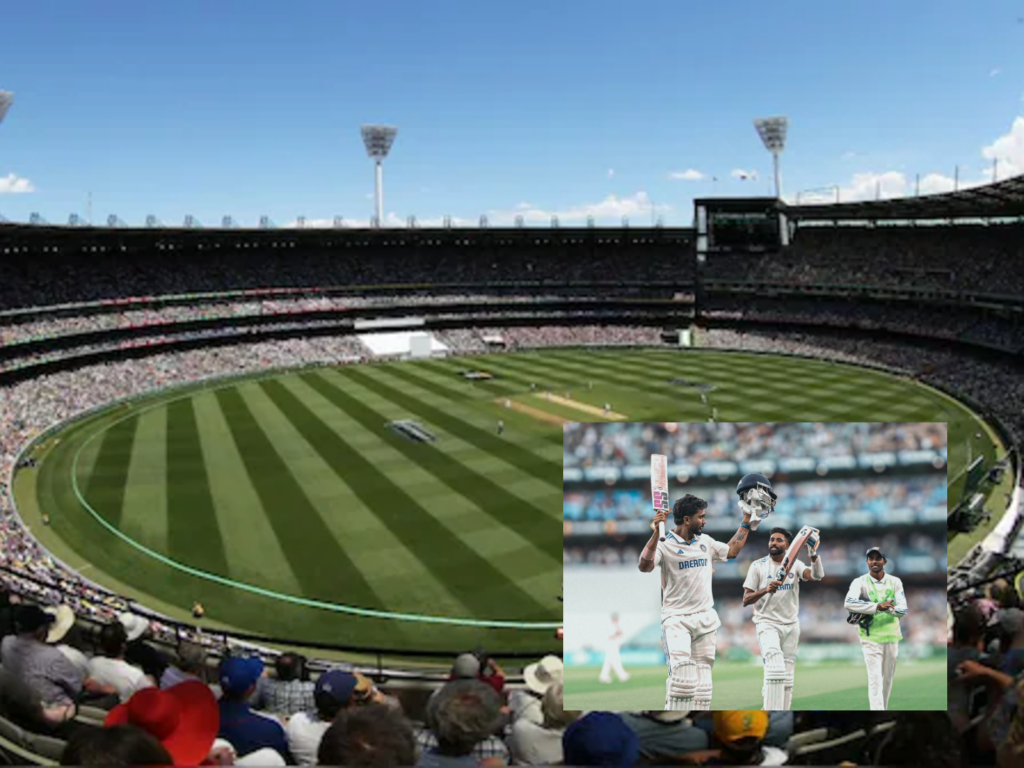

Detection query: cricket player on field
xmin=845 ymin=547 xmax=907 ymax=710
xmin=640 ymin=490 xmax=758 ymax=711
xmin=742 ymin=527 xmax=824 ymax=710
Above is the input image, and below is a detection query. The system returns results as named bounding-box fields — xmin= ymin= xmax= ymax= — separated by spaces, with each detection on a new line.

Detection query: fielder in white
xmin=598 ymin=613 xmax=630 ymax=684
xmin=742 ymin=527 xmax=824 ymax=710
xmin=845 ymin=547 xmax=907 ymax=710
xmin=640 ymin=493 xmax=756 ymax=711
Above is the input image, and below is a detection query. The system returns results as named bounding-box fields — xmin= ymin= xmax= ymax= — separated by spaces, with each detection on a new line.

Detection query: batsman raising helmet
xmin=640 ymin=490 xmax=756 ymax=711
xmin=742 ymin=524 xmax=824 ymax=710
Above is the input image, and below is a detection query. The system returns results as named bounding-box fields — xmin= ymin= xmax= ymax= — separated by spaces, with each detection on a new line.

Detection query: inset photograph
xmin=563 ymin=422 xmax=947 ymax=712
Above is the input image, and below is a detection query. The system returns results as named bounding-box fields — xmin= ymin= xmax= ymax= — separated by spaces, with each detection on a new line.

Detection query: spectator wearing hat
xmin=619 ymin=709 xmax=709 ymax=762
xmin=705 ymin=711 xmax=787 ymax=766
xmin=218 ymin=656 xmax=292 ymax=762
xmin=318 ymin=704 xmax=417 ymax=767
xmin=104 ymin=680 xmax=285 ymax=766
xmin=44 ymin=605 xmax=87 ymax=677
xmin=509 ymin=655 xmax=563 ymax=727
xmin=60 ymin=724 xmax=173 ymax=766
xmin=286 ymin=669 xmax=362 ymax=765
xmin=87 ymin=621 xmax=155 ymax=703
xmin=160 ymin=641 xmax=209 ymax=690
xmin=418 ymin=680 xmax=507 ymax=768
xmin=445 ymin=651 xmax=507 ymax=699
xmin=254 ymin=652 xmax=316 ymax=717
xmin=562 ymin=712 xmax=640 ymax=768
xmin=1 ymin=604 xmax=85 ymax=713
xmin=119 ymin=612 xmax=170 ymax=683
xmin=508 ymin=683 xmax=580 ymax=765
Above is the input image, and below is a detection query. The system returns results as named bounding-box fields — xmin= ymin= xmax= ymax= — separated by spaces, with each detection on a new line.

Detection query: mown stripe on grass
xmin=272 ymin=373 xmax=553 ymax=618
xmin=119 ymin=407 xmax=168 ymax=548
xmin=315 ymin=370 xmax=560 ymax=521
xmin=400 ymin=359 xmax=564 ymax=452
xmin=311 ymin=369 xmax=563 ymax=557
xmin=191 ymin=390 xmax=304 ymax=595
xmin=213 ymin=385 xmax=379 ymax=604
xmin=165 ymin=399 xmax=229 ymax=576
xmin=240 ymin=379 xmax=473 ymax=618
xmin=357 ymin=361 xmax=563 ymax=469
xmin=415 ymin=357 xmax=565 ymax=447
xmin=81 ymin=413 xmax=140 ymax=532
xmin=342 ymin=365 xmax=560 ymax=488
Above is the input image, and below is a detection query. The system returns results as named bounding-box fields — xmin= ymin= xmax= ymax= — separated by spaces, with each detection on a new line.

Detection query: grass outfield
xmin=13 ymin=347 xmax=983 ymax=657
xmin=563 ymin=659 xmax=946 ymax=711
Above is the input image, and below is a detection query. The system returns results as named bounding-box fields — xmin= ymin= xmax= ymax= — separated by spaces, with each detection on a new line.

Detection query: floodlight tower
xmin=361 ymin=125 xmax=398 ymax=224
xmin=753 ymin=116 xmax=788 ymax=199
xmin=0 ymin=91 xmax=12 ymax=128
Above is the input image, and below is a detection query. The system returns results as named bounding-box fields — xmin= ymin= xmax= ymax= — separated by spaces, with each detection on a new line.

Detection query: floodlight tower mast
xmin=361 ymin=125 xmax=398 ymax=224
xmin=753 ymin=116 xmax=788 ymax=200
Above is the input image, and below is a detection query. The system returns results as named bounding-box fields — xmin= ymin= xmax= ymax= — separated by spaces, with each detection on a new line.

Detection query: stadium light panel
xmin=753 ymin=116 xmax=789 ymax=199
xmin=361 ymin=125 xmax=398 ymax=225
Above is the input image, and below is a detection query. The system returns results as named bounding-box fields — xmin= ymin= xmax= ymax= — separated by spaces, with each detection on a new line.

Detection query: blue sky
xmin=1 ymin=0 xmax=1023 ymax=227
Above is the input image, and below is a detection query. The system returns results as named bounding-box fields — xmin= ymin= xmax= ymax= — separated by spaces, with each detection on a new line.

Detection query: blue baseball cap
xmin=219 ymin=656 xmax=264 ymax=696
xmin=563 ymin=712 xmax=640 ymax=767
xmin=315 ymin=670 xmax=359 ymax=706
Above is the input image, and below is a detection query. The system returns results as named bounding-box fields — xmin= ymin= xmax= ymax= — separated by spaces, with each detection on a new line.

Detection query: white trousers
xmin=756 ymin=620 xmax=800 ymax=709
xmin=860 ymin=638 xmax=899 ymax=710
xmin=599 ymin=644 xmax=629 ymax=682
xmin=662 ymin=609 xmax=721 ymax=669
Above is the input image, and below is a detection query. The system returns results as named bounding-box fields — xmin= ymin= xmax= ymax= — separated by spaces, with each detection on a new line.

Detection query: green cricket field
xmin=563 ymin=658 xmax=946 ymax=710
xmin=12 ymin=346 xmax=978 ymax=657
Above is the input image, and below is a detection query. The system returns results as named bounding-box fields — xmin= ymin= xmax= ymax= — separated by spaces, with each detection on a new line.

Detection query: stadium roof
xmin=786 ymin=173 xmax=1024 ymax=221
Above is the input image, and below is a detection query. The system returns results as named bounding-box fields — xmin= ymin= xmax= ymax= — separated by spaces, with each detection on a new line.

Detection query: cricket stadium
xmin=1 ymin=4 xmax=1023 ymax=762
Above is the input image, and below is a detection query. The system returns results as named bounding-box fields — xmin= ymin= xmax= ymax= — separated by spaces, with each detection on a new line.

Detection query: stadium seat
xmin=73 ymin=705 xmax=108 ymax=728
xmin=20 ymin=732 xmax=65 ymax=763
xmin=866 ymin=719 xmax=896 ymax=740
xmin=0 ymin=717 xmax=25 ymax=751
xmin=785 ymin=726 xmax=829 ymax=751
xmin=789 ymin=728 xmax=867 ymax=766
xmin=0 ymin=714 xmax=56 ymax=766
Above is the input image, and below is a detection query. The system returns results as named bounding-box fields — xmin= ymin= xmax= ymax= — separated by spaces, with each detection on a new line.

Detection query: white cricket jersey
xmin=742 ymin=555 xmax=809 ymax=625
xmin=654 ymin=530 xmax=730 ymax=619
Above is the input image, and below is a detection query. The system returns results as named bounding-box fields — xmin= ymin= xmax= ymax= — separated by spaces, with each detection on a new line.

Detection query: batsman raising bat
xmin=742 ymin=523 xmax=824 ymax=711
xmin=639 ymin=465 xmax=760 ymax=711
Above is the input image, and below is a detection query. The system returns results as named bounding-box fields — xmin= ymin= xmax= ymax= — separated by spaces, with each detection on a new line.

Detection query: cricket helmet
xmin=736 ymin=473 xmax=777 ymax=516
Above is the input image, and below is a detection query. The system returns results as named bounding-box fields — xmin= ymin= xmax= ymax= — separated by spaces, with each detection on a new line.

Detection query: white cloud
xmin=669 ymin=169 xmax=705 ymax=181
xmin=731 ymin=168 xmax=759 ymax=180
xmin=607 ymin=168 xmax=615 ymax=179
xmin=789 ymin=168 xmax=987 ymax=205
xmin=989 ymin=67 xmax=1002 ymax=77
xmin=487 ymin=191 xmax=671 ymax=225
xmin=282 ymin=192 xmax=672 ymax=228
xmin=0 ymin=173 xmax=35 ymax=194
xmin=982 ymin=115 xmax=1024 ymax=178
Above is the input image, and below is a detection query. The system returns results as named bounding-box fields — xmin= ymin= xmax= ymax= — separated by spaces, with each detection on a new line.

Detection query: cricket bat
xmin=651 ymin=454 xmax=669 ymax=542
xmin=762 ymin=525 xmax=819 ymax=609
